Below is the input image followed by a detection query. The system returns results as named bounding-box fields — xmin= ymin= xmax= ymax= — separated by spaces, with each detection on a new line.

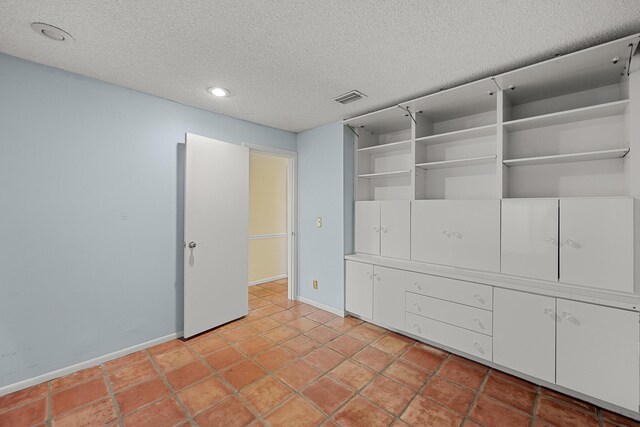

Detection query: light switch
xmin=316 ymin=217 xmax=322 ymax=227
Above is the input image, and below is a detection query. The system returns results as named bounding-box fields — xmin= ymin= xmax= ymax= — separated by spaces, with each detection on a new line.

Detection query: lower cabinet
xmin=345 ymin=261 xmax=405 ymax=330
xmin=493 ymin=289 xmax=556 ymax=383
xmin=345 ymin=261 xmax=373 ymax=319
xmin=556 ymin=299 xmax=639 ymax=411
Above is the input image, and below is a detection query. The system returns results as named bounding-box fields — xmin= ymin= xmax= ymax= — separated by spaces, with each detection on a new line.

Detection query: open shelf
xmin=357 ymin=170 xmax=412 ymax=179
xmin=504 ymin=148 xmax=629 ymax=167
xmin=416 ymin=155 xmax=497 ymax=170
xmin=503 ymin=100 xmax=629 ymax=132
xmin=357 ymin=140 xmax=411 ymax=154
xmin=415 ymin=124 xmax=497 ymax=145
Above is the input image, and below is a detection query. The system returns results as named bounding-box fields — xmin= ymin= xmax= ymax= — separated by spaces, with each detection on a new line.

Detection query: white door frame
xmin=244 ymin=143 xmax=298 ymax=301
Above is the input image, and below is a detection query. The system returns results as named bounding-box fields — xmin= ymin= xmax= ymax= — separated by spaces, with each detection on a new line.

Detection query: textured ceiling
xmin=1 ymin=1 xmax=640 ymax=133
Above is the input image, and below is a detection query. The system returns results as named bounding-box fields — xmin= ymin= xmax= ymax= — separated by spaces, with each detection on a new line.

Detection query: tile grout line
xmin=145 ymin=347 xmax=198 ymax=426
xmin=529 ymin=385 xmax=541 ymax=427
xmin=460 ymin=362 xmax=491 ymax=426
xmin=100 ymin=364 xmax=125 ymax=427
xmin=45 ymin=381 xmax=52 ymax=427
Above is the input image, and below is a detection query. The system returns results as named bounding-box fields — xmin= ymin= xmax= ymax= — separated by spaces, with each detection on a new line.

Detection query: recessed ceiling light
xmin=31 ymin=22 xmax=73 ymax=42
xmin=207 ymin=87 xmax=230 ymax=97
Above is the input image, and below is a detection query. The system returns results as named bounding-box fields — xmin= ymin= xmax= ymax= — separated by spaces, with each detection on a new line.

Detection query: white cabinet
xmin=373 ymin=266 xmax=405 ymax=330
xmin=451 ymin=200 xmax=500 ymax=272
xmin=412 ymin=200 xmax=500 ymax=272
xmin=380 ymin=201 xmax=410 ymax=259
xmin=501 ymin=199 xmax=559 ymax=281
xmin=556 ymin=299 xmax=639 ymax=411
xmin=560 ymin=198 xmax=634 ymax=293
xmin=355 ymin=201 xmax=410 ymax=259
xmin=411 ymin=200 xmax=451 ymax=265
xmin=355 ymin=201 xmax=380 ymax=255
xmin=345 ymin=261 xmax=373 ymax=319
xmin=493 ymin=289 xmax=556 ymax=383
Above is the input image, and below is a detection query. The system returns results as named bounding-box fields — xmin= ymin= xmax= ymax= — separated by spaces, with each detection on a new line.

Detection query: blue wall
xmin=297 ymin=122 xmax=353 ymax=311
xmin=0 ymin=54 xmax=296 ymax=387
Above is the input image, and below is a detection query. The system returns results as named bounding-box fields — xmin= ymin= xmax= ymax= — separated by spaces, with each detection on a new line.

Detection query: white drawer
xmin=406 ymin=312 xmax=492 ymax=361
xmin=406 ymin=292 xmax=492 ymax=336
xmin=406 ymin=272 xmax=493 ymax=310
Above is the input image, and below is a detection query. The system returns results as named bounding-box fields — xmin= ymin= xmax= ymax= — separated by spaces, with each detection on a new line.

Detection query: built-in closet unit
xmin=344 ymin=34 xmax=640 ymax=419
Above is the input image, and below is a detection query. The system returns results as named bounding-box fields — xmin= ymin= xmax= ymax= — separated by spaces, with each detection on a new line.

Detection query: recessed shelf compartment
xmin=504 ymin=148 xmax=629 ymax=167
xmin=416 ymin=155 xmax=497 ymax=170
xmin=357 ymin=140 xmax=411 ymax=153
xmin=503 ymin=100 xmax=630 ymax=132
xmin=415 ymin=124 xmax=497 ymax=145
xmin=357 ymin=170 xmax=412 ymax=179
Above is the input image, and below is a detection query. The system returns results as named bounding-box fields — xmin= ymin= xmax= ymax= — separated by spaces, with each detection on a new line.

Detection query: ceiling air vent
xmin=334 ymin=90 xmax=366 ymax=105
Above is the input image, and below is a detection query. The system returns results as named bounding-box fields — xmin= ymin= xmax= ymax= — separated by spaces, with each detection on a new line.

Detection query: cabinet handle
xmin=413 ymin=302 xmax=422 ymax=312
xmin=545 ymin=237 xmax=558 ymax=247
xmin=366 ymin=272 xmax=373 ymax=279
xmin=414 ymin=282 xmax=423 ymax=290
xmin=381 ymin=227 xmax=388 ymax=233
xmin=442 ymin=230 xmax=451 ymax=238
xmin=473 ymin=342 xmax=485 ymax=355
xmin=373 ymin=273 xmax=381 ymax=281
xmin=472 ymin=318 xmax=484 ymax=329
xmin=543 ymin=308 xmax=555 ymax=318
xmin=413 ymin=323 xmax=422 ymax=333
xmin=373 ymin=226 xmax=380 ymax=233
xmin=563 ymin=239 xmax=580 ymax=249
xmin=453 ymin=231 xmax=463 ymax=239
xmin=473 ymin=293 xmax=485 ymax=304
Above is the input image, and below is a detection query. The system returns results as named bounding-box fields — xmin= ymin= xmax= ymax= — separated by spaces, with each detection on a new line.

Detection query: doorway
xmin=248 ymin=145 xmax=297 ymax=300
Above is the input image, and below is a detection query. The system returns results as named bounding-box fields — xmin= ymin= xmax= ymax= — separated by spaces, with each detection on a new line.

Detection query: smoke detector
xmin=334 ymin=90 xmax=367 ymax=105
xmin=31 ymin=23 xmax=73 ymax=42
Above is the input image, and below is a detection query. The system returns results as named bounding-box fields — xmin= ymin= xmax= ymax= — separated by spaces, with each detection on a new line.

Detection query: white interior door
xmin=184 ymin=133 xmax=249 ymax=338
xmin=559 ymin=198 xmax=634 ymax=292
xmin=355 ymin=201 xmax=380 ymax=255
xmin=380 ymin=201 xmax=410 ymax=259
xmin=501 ymin=199 xmax=558 ymax=281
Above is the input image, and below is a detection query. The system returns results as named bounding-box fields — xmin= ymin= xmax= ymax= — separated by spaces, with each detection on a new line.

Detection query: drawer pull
xmin=561 ymin=311 xmax=580 ymax=326
xmin=563 ymin=239 xmax=581 ymax=249
xmin=442 ymin=230 xmax=451 ymax=238
xmin=413 ymin=302 xmax=422 ymax=312
xmin=381 ymin=227 xmax=388 ymax=233
xmin=472 ymin=318 xmax=484 ymax=329
xmin=413 ymin=323 xmax=422 ymax=333
xmin=414 ymin=282 xmax=423 ymax=290
xmin=473 ymin=293 xmax=485 ymax=304
xmin=453 ymin=231 xmax=463 ymax=239
xmin=473 ymin=342 xmax=485 ymax=355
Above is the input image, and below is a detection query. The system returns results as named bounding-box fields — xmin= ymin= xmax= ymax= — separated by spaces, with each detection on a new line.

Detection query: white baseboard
xmin=296 ymin=296 xmax=345 ymax=317
xmin=249 ymin=274 xmax=287 ymax=286
xmin=0 ymin=331 xmax=183 ymax=397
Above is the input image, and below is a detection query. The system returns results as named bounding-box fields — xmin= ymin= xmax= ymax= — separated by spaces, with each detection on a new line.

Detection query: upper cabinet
xmin=559 ymin=198 xmax=634 ymax=292
xmin=355 ymin=201 xmax=410 ymax=260
xmin=412 ymin=200 xmax=500 ymax=272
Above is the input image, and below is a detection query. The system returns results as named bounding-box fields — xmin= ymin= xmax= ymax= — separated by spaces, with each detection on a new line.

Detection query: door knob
xmin=188 ymin=241 xmax=197 ymax=249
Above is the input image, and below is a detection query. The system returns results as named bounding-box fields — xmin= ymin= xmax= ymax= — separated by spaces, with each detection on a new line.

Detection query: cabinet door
xmin=345 ymin=261 xmax=373 ymax=319
xmin=560 ymin=198 xmax=634 ymax=292
xmin=493 ymin=289 xmax=555 ymax=383
xmin=380 ymin=201 xmax=410 ymax=259
xmin=355 ymin=201 xmax=380 ymax=255
xmin=556 ymin=299 xmax=639 ymax=410
xmin=451 ymin=200 xmax=500 ymax=272
xmin=501 ymin=199 xmax=558 ymax=281
xmin=411 ymin=201 xmax=451 ymax=265
xmin=373 ymin=266 xmax=405 ymax=330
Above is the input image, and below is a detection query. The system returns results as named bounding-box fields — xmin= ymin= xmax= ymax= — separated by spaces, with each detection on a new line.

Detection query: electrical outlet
xmin=316 ymin=217 xmax=322 ymax=227
xmin=312 ymin=280 xmax=318 ymax=289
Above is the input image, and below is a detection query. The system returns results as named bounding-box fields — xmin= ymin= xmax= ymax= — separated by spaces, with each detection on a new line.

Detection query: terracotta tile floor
xmin=1 ymin=279 xmax=639 ymax=427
